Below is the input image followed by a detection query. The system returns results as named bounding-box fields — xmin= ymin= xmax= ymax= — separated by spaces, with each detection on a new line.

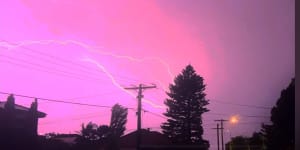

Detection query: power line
xmin=0 ymin=54 xmax=107 ymax=82
xmin=0 ymin=91 xmax=135 ymax=110
xmin=204 ymin=112 xmax=270 ymax=118
xmin=143 ymin=109 xmax=167 ymax=119
xmin=39 ymin=107 xmax=151 ymax=127
xmin=1 ymin=39 xmax=273 ymax=111
xmin=15 ymin=50 xmax=139 ymax=84
xmin=0 ymin=92 xmax=269 ymax=130
xmin=0 ymin=59 xmax=95 ymax=83
xmin=0 ymin=56 xmax=109 ymax=84
xmin=0 ymin=39 xmax=142 ymax=83
xmin=0 ymin=40 xmax=173 ymax=107
xmin=2 ymin=49 xmax=117 ymax=82
xmin=0 ymin=91 xmax=167 ymax=121
xmin=157 ymin=87 xmax=272 ymax=110
xmin=40 ymin=109 xmax=165 ymax=127
xmin=0 ymin=91 xmax=271 ymax=123
xmin=141 ymin=105 xmax=270 ymax=119
xmin=157 ymin=85 xmax=272 ymax=110
xmin=62 ymin=91 xmax=118 ymax=101
xmin=210 ymin=99 xmax=272 ymax=109
xmin=0 ymin=56 xmax=157 ymax=106
xmin=40 ymin=113 xmax=110 ymax=126
xmin=0 ymin=91 xmax=270 ymax=119
xmin=0 ymin=54 xmax=138 ymax=85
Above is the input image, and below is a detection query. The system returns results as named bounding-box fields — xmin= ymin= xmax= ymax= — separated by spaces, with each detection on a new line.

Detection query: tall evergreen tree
xmin=261 ymin=78 xmax=295 ymax=150
xmin=161 ymin=64 xmax=209 ymax=148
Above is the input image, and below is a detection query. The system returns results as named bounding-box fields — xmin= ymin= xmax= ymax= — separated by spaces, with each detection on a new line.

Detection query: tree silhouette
xmin=106 ymin=104 xmax=128 ymax=150
xmin=80 ymin=122 xmax=99 ymax=141
xmin=261 ymin=78 xmax=295 ymax=150
xmin=248 ymin=132 xmax=266 ymax=150
xmin=75 ymin=103 xmax=128 ymax=150
xmin=225 ymin=136 xmax=250 ymax=150
xmin=161 ymin=64 xmax=209 ymax=148
xmin=110 ymin=103 xmax=128 ymax=137
xmin=75 ymin=122 xmax=100 ymax=150
xmin=225 ymin=132 xmax=265 ymax=150
xmin=97 ymin=125 xmax=112 ymax=139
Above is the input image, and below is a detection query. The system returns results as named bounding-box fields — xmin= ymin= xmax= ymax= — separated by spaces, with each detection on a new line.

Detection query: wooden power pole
xmin=215 ymin=119 xmax=228 ymax=150
xmin=212 ymin=123 xmax=223 ymax=150
xmin=125 ymin=84 xmax=156 ymax=150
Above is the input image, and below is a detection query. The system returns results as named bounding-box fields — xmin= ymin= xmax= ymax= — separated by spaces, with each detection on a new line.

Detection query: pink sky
xmin=0 ymin=0 xmax=294 ymax=148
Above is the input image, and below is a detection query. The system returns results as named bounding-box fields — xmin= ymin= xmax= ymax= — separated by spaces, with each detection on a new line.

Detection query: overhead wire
xmin=0 ymin=54 xmax=106 ymax=82
xmin=0 ymin=39 xmax=273 ymax=129
xmin=40 ymin=113 xmax=110 ymax=126
xmin=0 ymin=91 xmax=135 ymax=110
xmin=1 ymin=39 xmax=273 ymax=112
xmin=209 ymin=99 xmax=272 ymax=109
xmin=0 ymin=91 xmax=271 ymax=133
xmin=0 ymin=39 xmax=142 ymax=84
xmin=0 ymin=90 xmax=271 ymax=124
xmin=204 ymin=112 xmax=270 ymax=118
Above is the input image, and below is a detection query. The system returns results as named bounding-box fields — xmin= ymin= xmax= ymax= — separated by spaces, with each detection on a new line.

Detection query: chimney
xmin=4 ymin=94 xmax=15 ymax=111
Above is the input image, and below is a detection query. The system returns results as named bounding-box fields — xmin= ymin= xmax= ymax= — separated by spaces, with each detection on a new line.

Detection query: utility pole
xmin=125 ymin=84 xmax=156 ymax=150
xmin=215 ymin=119 xmax=228 ymax=150
xmin=212 ymin=123 xmax=223 ymax=150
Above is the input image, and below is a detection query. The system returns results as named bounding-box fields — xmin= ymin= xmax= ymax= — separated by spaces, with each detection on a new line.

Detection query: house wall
xmin=0 ymin=108 xmax=40 ymax=149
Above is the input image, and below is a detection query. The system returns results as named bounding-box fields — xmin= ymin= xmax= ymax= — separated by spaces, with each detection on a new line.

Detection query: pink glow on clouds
xmin=0 ymin=0 xmax=294 ymax=147
xmin=0 ymin=0 xmax=212 ymax=134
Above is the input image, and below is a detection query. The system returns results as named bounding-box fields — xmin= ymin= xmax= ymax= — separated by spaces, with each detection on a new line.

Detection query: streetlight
xmin=229 ymin=115 xmax=239 ymax=124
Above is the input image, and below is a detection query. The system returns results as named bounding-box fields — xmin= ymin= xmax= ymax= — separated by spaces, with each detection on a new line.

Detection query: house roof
xmin=120 ymin=129 xmax=171 ymax=148
xmin=0 ymin=101 xmax=46 ymax=118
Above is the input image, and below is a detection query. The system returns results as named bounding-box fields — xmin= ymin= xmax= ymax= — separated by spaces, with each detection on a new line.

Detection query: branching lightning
xmin=0 ymin=39 xmax=170 ymax=109
xmin=0 ymin=39 xmax=174 ymax=79
xmin=0 ymin=39 xmax=104 ymax=51
xmin=81 ymin=57 xmax=165 ymax=109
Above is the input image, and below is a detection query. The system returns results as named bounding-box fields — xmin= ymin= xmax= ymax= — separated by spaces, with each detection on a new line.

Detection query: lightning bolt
xmin=0 ymin=39 xmax=174 ymax=79
xmin=0 ymin=39 xmax=170 ymax=109
xmin=81 ymin=57 xmax=165 ymax=109
xmin=0 ymin=39 xmax=104 ymax=50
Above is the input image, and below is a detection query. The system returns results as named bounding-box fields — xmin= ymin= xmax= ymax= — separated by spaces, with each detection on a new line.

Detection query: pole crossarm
xmin=214 ymin=119 xmax=229 ymax=122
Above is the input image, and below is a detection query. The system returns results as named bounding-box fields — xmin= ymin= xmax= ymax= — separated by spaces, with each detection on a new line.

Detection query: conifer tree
xmin=161 ymin=64 xmax=209 ymax=148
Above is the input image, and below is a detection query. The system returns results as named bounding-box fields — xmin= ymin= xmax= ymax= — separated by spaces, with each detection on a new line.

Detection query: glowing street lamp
xmin=229 ymin=115 xmax=239 ymax=124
